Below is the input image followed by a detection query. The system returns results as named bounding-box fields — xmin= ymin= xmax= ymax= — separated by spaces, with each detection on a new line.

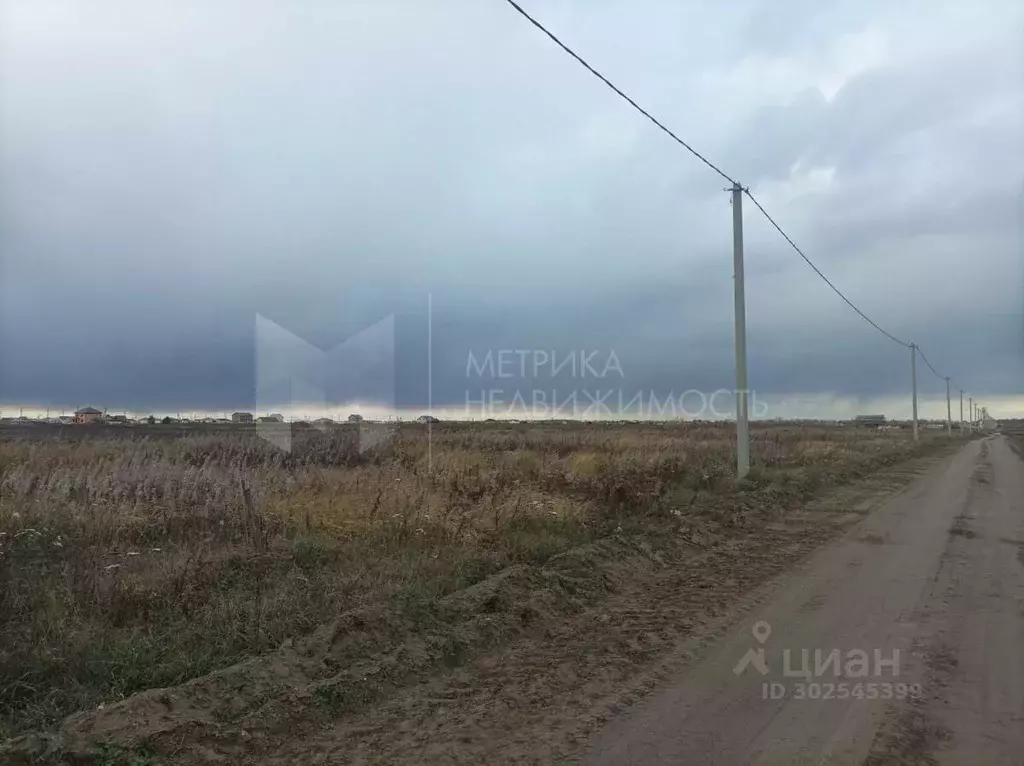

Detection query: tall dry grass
xmin=0 ymin=421 xmax=947 ymax=737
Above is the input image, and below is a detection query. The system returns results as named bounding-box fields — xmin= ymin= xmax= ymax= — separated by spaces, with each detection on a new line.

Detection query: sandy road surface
xmin=584 ymin=435 xmax=1024 ymax=765
xmin=9 ymin=437 xmax=1012 ymax=765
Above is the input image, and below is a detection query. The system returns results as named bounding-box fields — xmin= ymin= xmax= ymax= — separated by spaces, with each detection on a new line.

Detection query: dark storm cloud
xmin=0 ymin=0 xmax=1021 ymax=415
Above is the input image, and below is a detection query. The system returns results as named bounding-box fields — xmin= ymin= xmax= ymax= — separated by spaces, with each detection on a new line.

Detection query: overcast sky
xmin=1 ymin=0 xmax=1022 ymax=419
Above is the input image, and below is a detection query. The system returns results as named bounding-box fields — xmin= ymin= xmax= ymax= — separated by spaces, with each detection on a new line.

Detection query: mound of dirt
xmin=3 ymin=527 xmax=702 ymax=765
xmin=2 ymin=446 xmax=961 ymax=765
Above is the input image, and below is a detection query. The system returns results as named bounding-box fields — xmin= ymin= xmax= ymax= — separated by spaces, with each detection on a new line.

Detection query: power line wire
xmin=501 ymin=0 xmax=735 ymax=186
xmin=742 ymin=190 xmax=911 ymax=348
xmin=915 ymin=345 xmax=944 ymax=380
xmin=502 ymin=0 xmax=977 ymax=391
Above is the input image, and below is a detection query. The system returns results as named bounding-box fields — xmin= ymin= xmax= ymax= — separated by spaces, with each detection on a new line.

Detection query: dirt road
xmin=8 ymin=436 xmax=1018 ymax=765
xmin=585 ymin=435 xmax=1024 ymax=765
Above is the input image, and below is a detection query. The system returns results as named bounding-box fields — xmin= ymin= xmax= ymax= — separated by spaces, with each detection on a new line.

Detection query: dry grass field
xmin=1004 ymin=420 xmax=1024 ymax=459
xmin=0 ymin=421 xmax=959 ymax=754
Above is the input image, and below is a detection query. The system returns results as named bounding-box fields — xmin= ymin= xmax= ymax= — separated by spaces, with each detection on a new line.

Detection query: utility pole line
xmin=503 ymin=2 xmax=970 ymax=453
xmin=910 ymin=343 xmax=919 ymax=442
xmin=945 ymin=377 xmax=951 ymax=437
xmin=959 ymin=389 xmax=964 ymax=433
xmin=969 ymin=397 xmax=974 ymax=433
xmin=730 ymin=181 xmax=750 ymax=479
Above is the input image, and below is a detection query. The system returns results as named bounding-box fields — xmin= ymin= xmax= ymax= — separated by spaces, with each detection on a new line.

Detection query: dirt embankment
xmin=2 ymin=441 xmax=967 ymax=765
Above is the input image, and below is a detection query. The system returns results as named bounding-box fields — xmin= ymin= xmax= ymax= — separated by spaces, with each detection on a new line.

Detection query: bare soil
xmin=584 ymin=435 xmax=1024 ymax=765
xmin=3 ymin=438 xmax=971 ymax=765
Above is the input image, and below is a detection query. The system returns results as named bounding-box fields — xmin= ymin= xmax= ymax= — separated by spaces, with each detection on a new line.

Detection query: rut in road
xmin=7 ymin=438 xmax=1000 ymax=765
xmin=584 ymin=435 xmax=1024 ymax=766
xmin=252 ymin=443 xmax=971 ymax=764
xmin=865 ymin=435 xmax=1024 ymax=765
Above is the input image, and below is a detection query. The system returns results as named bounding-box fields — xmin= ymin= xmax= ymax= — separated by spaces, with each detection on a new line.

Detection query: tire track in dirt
xmin=865 ymin=436 xmax=1024 ymax=765
xmin=258 ymin=452 xmax=959 ymax=765
xmin=1 ymin=447 xmax=963 ymax=765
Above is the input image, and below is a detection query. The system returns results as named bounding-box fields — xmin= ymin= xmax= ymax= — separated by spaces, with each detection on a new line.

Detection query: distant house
xmin=854 ymin=414 xmax=886 ymax=427
xmin=107 ymin=414 xmax=128 ymax=424
xmin=314 ymin=417 xmax=335 ymax=426
xmin=74 ymin=407 xmax=103 ymax=424
xmin=257 ymin=415 xmax=284 ymax=423
xmin=231 ymin=412 xmax=253 ymax=424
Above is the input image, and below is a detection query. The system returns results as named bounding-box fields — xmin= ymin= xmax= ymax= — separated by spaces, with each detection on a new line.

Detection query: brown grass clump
xmin=0 ymin=420 xmax=952 ymax=738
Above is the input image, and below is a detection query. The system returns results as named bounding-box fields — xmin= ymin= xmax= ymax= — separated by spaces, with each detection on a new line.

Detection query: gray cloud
xmin=1 ymin=0 xmax=1021 ymax=416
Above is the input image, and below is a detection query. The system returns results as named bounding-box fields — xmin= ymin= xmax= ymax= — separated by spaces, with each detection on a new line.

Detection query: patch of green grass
xmin=498 ymin=516 xmax=593 ymax=565
xmin=291 ymin=533 xmax=342 ymax=572
xmin=0 ymin=422 xmax=948 ymax=739
xmin=94 ymin=741 xmax=160 ymax=766
xmin=311 ymin=681 xmax=377 ymax=716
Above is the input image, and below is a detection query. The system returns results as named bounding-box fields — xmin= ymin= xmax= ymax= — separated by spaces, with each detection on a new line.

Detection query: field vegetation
xmin=0 ymin=421 xmax=956 ymax=743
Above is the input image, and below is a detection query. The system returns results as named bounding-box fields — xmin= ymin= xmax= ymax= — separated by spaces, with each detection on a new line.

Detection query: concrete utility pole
xmin=731 ymin=182 xmax=750 ymax=479
xmin=969 ymin=397 xmax=974 ymax=432
xmin=910 ymin=343 xmax=919 ymax=442
xmin=945 ymin=377 xmax=951 ymax=437
xmin=959 ymin=389 xmax=964 ymax=432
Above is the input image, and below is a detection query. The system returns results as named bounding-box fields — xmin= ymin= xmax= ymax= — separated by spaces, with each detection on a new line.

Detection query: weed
xmin=0 ymin=422 xmax=954 ymax=737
